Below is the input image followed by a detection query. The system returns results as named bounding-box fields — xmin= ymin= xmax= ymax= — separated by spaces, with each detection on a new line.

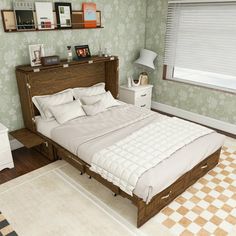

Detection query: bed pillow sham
xmin=73 ymin=82 xmax=106 ymax=100
xmin=82 ymin=100 xmax=107 ymax=116
xmin=81 ymin=91 xmax=120 ymax=108
xmin=32 ymin=89 xmax=74 ymax=120
xmin=50 ymin=100 xmax=86 ymax=124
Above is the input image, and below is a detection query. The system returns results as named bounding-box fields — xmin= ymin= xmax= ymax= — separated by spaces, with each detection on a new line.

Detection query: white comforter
xmin=90 ymin=117 xmax=214 ymax=196
xmin=50 ymin=104 xmax=225 ymax=202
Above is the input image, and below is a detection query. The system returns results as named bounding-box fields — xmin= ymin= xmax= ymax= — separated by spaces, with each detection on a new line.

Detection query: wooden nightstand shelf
xmin=119 ymin=84 xmax=153 ymax=109
xmin=10 ymin=128 xmax=55 ymax=161
xmin=0 ymin=123 xmax=14 ymax=171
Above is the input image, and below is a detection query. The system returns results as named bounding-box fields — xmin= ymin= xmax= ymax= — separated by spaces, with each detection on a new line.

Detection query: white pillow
xmin=81 ymin=91 xmax=120 ymax=109
xmin=32 ymin=89 xmax=74 ymax=120
xmin=73 ymin=82 xmax=106 ymax=100
xmin=82 ymin=100 xmax=107 ymax=116
xmin=50 ymin=100 xmax=86 ymax=124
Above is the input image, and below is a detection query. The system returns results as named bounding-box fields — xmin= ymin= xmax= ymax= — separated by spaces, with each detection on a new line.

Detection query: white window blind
xmin=164 ymin=1 xmax=236 ymax=91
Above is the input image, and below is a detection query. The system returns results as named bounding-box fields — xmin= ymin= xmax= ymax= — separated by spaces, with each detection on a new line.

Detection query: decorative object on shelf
xmin=1 ymin=11 xmax=16 ymax=31
xmin=41 ymin=56 xmax=60 ymax=66
xmin=75 ymin=45 xmax=91 ymax=60
xmin=67 ymin=46 xmax=73 ymax=62
xmin=82 ymin=2 xmax=97 ymax=28
xmin=13 ymin=1 xmax=35 ymax=30
xmin=29 ymin=44 xmax=45 ymax=67
xmin=104 ymin=48 xmax=108 ymax=57
xmin=72 ymin=11 xmax=84 ymax=29
xmin=139 ymin=72 xmax=149 ymax=85
xmin=96 ymin=11 xmax=101 ymax=27
xmin=131 ymin=77 xmax=141 ymax=87
xmin=98 ymin=43 xmax=103 ymax=57
xmin=134 ymin=49 xmax=157 ymax=85
xmin=55 ymin=2 xmax=72 ymax=28
xmin=127 ymin=77 xmax=132 ymax=88
xmin=35 ymin=2 xmax=54 ymax=30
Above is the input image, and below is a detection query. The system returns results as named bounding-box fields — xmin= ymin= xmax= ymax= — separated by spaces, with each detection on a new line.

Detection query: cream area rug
xmin=0 ymin=138 xmax=235 ymax=236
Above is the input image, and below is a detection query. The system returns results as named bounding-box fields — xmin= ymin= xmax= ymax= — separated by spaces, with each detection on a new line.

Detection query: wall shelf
xmin=1 ymin=10 xmax=103 ymax=33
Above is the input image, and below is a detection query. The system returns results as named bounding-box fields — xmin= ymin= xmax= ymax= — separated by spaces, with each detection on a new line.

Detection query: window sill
xmin=164 ymin=77 xmax=236 ymax=95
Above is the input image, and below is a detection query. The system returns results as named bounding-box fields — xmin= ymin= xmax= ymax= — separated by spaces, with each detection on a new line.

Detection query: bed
xmin=15 ymin=56 xmax=225 ymax=227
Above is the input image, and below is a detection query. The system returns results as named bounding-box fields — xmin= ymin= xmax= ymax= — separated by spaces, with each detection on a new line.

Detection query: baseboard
xmin=152 ymin=101 xmax=236 ymax=135
xmin=10 ymin=139 xmax=24 ymax=151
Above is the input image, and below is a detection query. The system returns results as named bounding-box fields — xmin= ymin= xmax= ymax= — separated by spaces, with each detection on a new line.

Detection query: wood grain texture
xmin=15 ymin=56 xmax=119 ymax=131
xmin=10 ymin=128 xmax=45 ymax=148
xmin=136 ymin=149 xmax=221 ymax=227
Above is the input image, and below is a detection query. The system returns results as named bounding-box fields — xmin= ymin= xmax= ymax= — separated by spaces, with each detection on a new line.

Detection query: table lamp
xmin=134 ymin=49 xmax=157 ymax=86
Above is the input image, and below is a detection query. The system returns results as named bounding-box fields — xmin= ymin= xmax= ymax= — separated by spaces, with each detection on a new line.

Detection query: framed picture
xmin=55 ymin=2 xmax=72 ymax=28
xmin=35 ymin=2 xmax=55 ymax=30
xmin=28 ymin=44 xmax=45 ymax=67
xmin=13 ymin=1 xmax=35 ymax=30
xmin=82 ymin=2 xmax=97 ymax=28
xmin=75 ymin=45 xmax=91 ymax=60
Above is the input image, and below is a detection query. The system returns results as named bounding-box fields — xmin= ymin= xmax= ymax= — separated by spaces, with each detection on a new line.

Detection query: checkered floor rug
xmin=155 ymin=142 xmax=236 ymax=236
xmin=0 ymin=212 xmax=17 ymax=236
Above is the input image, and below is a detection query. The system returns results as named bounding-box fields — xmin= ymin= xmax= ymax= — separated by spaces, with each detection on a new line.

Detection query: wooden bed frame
xmin=12 ymin=56 xmax=222 ymax=228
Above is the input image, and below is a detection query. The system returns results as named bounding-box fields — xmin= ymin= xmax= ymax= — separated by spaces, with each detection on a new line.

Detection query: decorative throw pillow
xmin=73 ymin=82 xmax=106 ymax=100
xmin=32 ymin=89 xmax=74 ymax=120
xmin=81 ymin=91 xmax=120 ymax=108
xmin=50 ymin=100 xmax=86 ymax=124
xmin=82 ymin=100 xmax=107 ymax=116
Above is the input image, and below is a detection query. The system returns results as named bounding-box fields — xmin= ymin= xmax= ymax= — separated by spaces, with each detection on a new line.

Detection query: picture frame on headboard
xmin=75 ymin=45 xmax=91 ymax=60
xmin=28 ymin=44 xmax=45 ymax=67
xmin=55 ymin=2 xmax=72 ymax=28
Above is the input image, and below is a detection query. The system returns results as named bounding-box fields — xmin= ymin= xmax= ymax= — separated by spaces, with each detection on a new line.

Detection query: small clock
xmin=41 ymin=56 xmax=60 ymax=66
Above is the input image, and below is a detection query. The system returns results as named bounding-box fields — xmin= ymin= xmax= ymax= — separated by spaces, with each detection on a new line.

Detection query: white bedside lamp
xmin=134 ymin=49 xmax=157 ymax=86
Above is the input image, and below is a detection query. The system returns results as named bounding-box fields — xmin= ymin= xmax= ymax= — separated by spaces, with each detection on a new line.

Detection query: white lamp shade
xmin=134 ymin=49 xmax=157 ymax=71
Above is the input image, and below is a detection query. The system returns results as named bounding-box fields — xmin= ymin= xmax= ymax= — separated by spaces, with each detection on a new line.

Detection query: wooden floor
xmin=0 ymin=148 xmax=52 ymax=185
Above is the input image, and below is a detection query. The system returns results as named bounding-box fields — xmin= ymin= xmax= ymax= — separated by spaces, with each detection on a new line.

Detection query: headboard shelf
xmin=16 ymin=56 xmax=118 ymax=72
xmin=15 ymin=56 xmax=119 ymax=131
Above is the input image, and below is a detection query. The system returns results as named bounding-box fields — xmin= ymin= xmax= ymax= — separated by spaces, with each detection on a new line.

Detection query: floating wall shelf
xmin=1 ymin=10 xmax=103 ymax=33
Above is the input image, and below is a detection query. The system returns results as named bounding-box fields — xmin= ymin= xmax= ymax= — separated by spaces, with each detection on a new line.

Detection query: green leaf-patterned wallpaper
xmin=0 ymin=0 xmax=146 ymax=131
xmin=0 ymin=0 xmax=235 ymax=132
xmin=146 ymin=0 xmax=236 ymax=125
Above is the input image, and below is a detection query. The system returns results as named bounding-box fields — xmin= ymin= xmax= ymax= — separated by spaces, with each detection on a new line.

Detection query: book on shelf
xmin=82 ymin=2 xmax=97 ymax=28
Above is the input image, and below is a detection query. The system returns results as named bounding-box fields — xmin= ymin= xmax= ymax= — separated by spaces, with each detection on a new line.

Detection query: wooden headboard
xmin=15 ymin=56 xmax=119 ymax=131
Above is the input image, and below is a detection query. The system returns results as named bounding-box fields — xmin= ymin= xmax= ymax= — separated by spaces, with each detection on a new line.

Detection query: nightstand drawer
xmin=135 ymin=89 xmax=152 ymax=101
xmin=135 ymin=99 xmax=151 ymax=109
xmin=119 ymin=84 xmax=153 ymax=109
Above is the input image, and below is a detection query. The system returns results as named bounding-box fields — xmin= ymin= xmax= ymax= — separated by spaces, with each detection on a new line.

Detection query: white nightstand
xmin=0 ymin=123 xmax=14 ymax=171
xmin=119 ymin=84 xmax=153 ymax=109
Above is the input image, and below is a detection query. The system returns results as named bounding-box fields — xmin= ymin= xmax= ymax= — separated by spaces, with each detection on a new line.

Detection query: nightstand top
xmin=120 ymin=84 xmax=153 ymax=92
xmin=0 ymin=123 xmax=8 ymax=134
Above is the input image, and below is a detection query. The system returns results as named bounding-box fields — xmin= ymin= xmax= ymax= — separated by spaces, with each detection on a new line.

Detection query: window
xmin=164 ymin=0 xmax=236 ymax=92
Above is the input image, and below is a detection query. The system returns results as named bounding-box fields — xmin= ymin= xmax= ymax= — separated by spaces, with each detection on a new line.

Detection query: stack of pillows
xmin=32 ymin=83 xmax=120 ymax=124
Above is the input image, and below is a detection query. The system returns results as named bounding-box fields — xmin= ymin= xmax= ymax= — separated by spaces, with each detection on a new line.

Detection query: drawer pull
xmin=161 ymin=191 xmax=172 ymax=200
xmin=141 ymin=104 xmax=146 ymax=107
xmin=201 ymin=164 xmax=208 ymax=169
xmin=141 ymin=94 xmax=147 ymax=97
xmin=44 ymin=142 xmax=48 ymax=148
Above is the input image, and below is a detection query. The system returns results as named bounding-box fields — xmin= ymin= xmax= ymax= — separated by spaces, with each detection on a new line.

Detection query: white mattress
xmin=36 ymin=105 xmax=225 ymax=202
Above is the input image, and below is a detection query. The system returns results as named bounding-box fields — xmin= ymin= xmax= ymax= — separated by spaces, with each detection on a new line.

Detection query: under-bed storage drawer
xmin=56 ymin=148 xmax=85 ymax=173
xmin=190 ymin=150 xmax=220 ymax=182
